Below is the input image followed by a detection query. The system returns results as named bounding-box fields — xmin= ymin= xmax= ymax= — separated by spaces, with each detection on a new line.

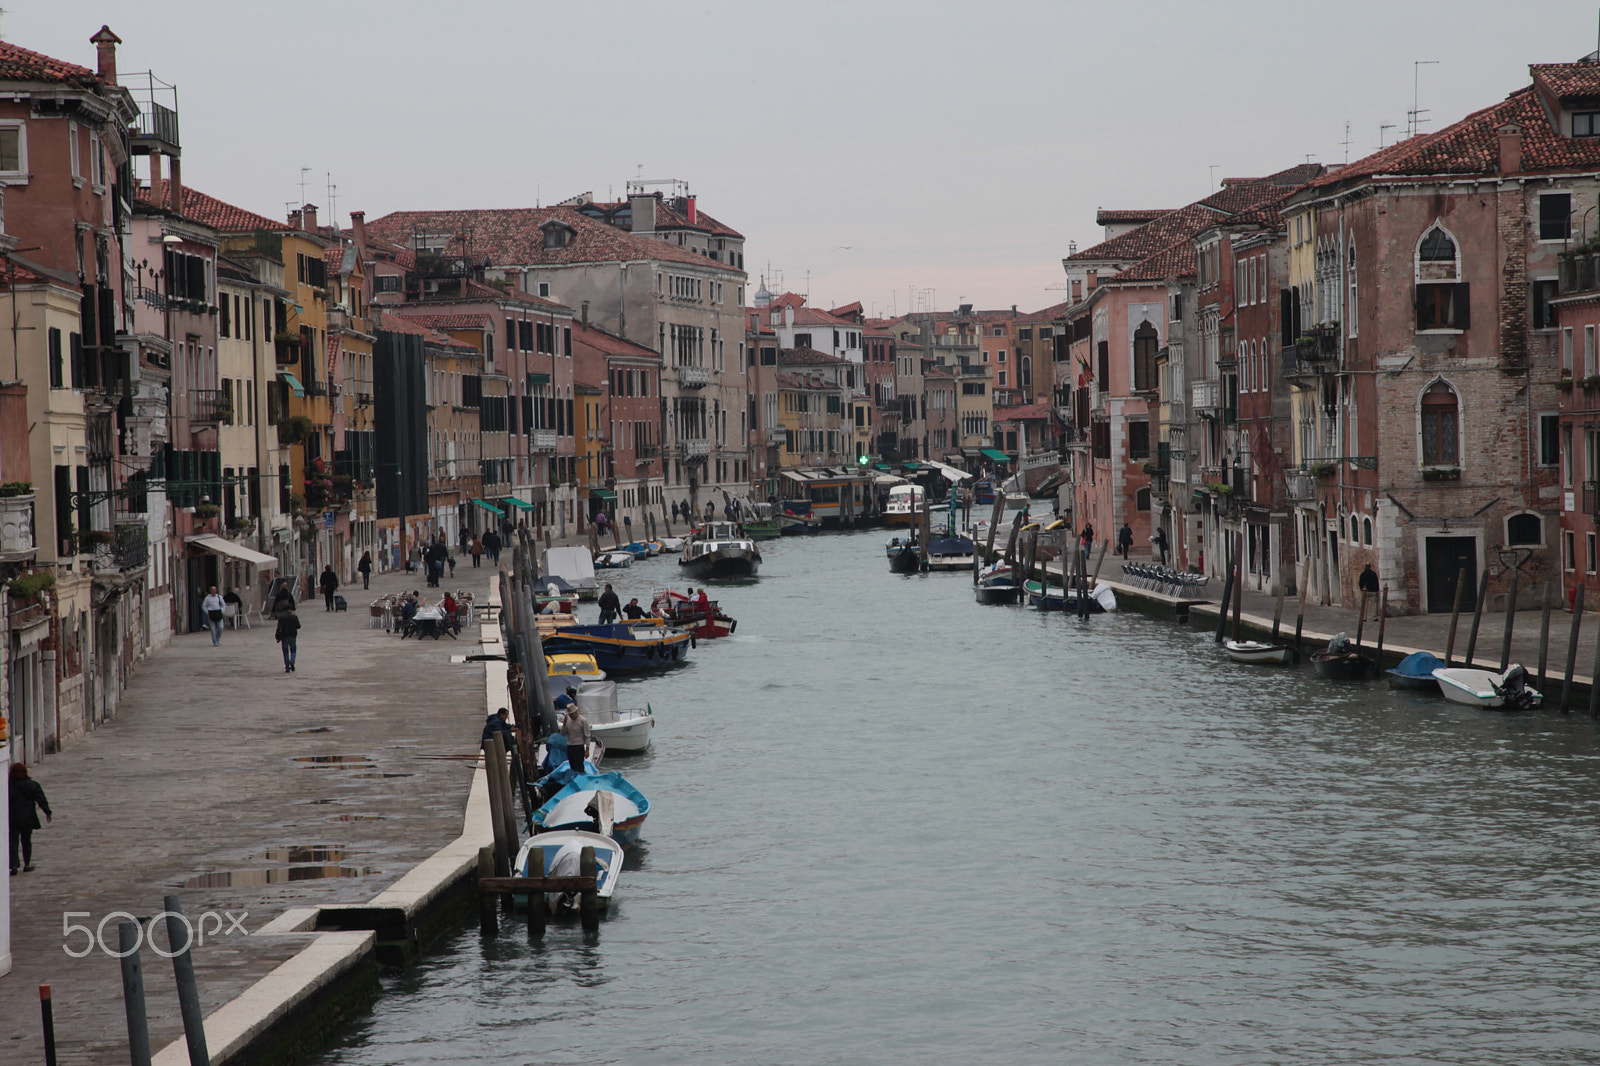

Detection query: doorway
xmin=1425 ymin=536 xmax=1478 ymax=614
xmin=1325 ymin=528 xmax=1341 ymax=606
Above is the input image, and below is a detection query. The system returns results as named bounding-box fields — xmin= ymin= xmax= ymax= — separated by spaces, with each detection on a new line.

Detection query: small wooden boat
xmin=1025 ymin=580 xmax=1117 ymax=612
xmin=886 ymin=534 xmax=921 ymax=573
xmin=1310 ymin=651 xmax=1372 ymax=679
xmin=513 ymin=830 xmax=624 ymax=914
xmin=1432 ymin=664 xmax=1543 ymax=709
xmin=650 ymin=588 xmax=736 ymax=638
xmin=542 ymin=622 xmax=693 ymax=673
xmin=975 ymin=576 xmax=1023 ymax=605
xmin=573 ymin=681 xmax=654 ymax=753
xmin=924 ymin=535 xmax=976 ymax=572
xmin=532 ymin=771 xmax=651 ymax=845
xmin=1387 ymin=651 xmax=1444 ymax=692
xmin=679 ymin=521 xmax=762 ymax=579
xmin=779 ymin=500 xmax=822 ymax=534
xmin=594 ymin=551 xmax=633 ymax=569
xmin=1223 ymin=639 xmax=1290 ymax=665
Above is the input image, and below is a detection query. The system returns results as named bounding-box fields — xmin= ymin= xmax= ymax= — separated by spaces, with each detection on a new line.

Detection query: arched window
xmin=1362 ymin=517 xmax=1373 ymax=545
xmin=1135 ymin=487 xmax=1151 ymax=512
xmin=1416 ymin=224 xmax=1467 ymax=331
xmin=1020 ymin=355 xmax=1032 ymax=389
xmin=1133 ymin=321 xmax=1158 ymax=392
xmin=1421 ymin=381 xmax=1460 ymax=466
xmin=1507 ymin=513 xmax=1543 ymax=546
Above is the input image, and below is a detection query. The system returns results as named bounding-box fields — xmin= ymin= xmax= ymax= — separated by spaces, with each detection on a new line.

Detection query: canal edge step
xmin=152 ymin=587 xmax=505 ymax=1066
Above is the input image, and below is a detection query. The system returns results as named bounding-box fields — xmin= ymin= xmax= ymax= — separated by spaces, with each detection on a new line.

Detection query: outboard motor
xmin=1497 ymin=665 xmax=1538 ymax=710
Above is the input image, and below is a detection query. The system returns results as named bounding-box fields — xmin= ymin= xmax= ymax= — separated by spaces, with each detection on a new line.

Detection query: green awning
xmin=901 ymin=461 xmax=922 ymax=471
xmin=472 ymin=498 xmax=505 ymax=517
xmin=501 ymin=496 xmax=535 ymax=511
xmin=873 ymin=463 xmax=892 ymax=471
xmin=588 ymin=488 xmax=617 ymax=501
xmin=279 ymin=371 xmax=306 ymax=397
xmin=981 ymin=448 xmax=1011 ymax=463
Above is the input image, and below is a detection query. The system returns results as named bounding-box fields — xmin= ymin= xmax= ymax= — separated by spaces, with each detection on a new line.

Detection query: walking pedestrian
xmin=358 ymin=551 xmax=373 ymax=590
xmin=319 ymin=564 xmax=339 ymax=611
xmin=1152 ymin=527 xmax=1170 ymax=566
xmin=470 ymin=536 xmax=483 ymax=568
xmin=459 ymin=527 xmax=472 ymax=556
xmin=1117 ymin=522 xmax=1134 ymax=560
xmin=202 ymin=584 xmax=227 ymax=645
xmin=483 ymin=528 xmax=501 ymax=565
xmin=1359 ymin=562 xmax=1380 ymax=618
xmin=274 ymin=603 xmax=301 ymax=672
xmin=1081 ymin=522 xmax=1095 ymax=553
xmin=9 ymin=762 xmax=52 ymax=875
xmin=598 ymin=583 xmax=621 ymax=625
xmin=447 ymin=550 xmax=457 ymax=579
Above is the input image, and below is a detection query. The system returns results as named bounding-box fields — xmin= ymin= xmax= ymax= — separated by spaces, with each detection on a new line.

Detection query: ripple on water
xmin=309 ymin=530 xmax=1600 ymax=1066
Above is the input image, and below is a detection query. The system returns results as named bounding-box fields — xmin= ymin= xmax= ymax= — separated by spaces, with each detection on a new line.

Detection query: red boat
xmin=650 ymin=588 xmax=737 ymax=639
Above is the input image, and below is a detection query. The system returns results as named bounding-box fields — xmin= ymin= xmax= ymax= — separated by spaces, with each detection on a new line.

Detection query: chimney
xmin=90 ymin=26 xmax=121 ymax=85
xmin=1497 ymin=123 xmax=1524 ymax=175
xmin=167 ymin=155 xmax=183 ymax=214
xmin=785 ymin=305 xmax=795 ymax=331
xmin=301 ymin=203 xmax=318 ymax=232
xmin=686 ymin=195 xmax=697 ymax=225
xmin=581 ymin=300 xmax=589 ymax=327
xmin=628 ymin=193 xmax=655 ymax=234
xmin=287 ymin=208 xmax=302 ymax=231
xmin=350 ymin=210 xmax=366 ymax=250
xmin=1011 ymin=304 xmax=1017 ymax=315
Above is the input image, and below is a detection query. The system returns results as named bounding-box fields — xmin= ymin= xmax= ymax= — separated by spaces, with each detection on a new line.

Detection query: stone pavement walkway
xmin=2 ymin=563 xmax=498 ymax=1065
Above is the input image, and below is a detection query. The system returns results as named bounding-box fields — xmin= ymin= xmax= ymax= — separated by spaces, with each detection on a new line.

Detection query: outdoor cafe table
xmin=408 ymin=605 xmax=453 ymax=640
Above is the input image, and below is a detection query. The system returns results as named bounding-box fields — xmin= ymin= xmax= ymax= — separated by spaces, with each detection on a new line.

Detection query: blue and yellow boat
xmin=541 ymin=622 xmax=693 ymax=673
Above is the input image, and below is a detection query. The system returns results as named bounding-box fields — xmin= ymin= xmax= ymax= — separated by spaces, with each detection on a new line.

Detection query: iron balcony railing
xmin=188 ymin=389 xmax=229 ymax=425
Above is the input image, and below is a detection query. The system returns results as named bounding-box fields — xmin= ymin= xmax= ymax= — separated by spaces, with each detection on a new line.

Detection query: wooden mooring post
xmin=1499 ymin=572 xmax=1520 ymax=672
xmin=1292 ymin=559 xmax=1310 ymax=662
xmin=1536 ymin=581 xmax=1554 ymax=695
xmin=1588 ymin=610 xmax=1600 ymax=718
xmin=1213 ymin=541 xmax=1234 ymax=644
xmin=1375 ymin=587 xmax=1389 ymax=668
xmin=478 ymin=849 xmax=601 ymax=936
xmin=1231 ymin=534 xmax=1244 ymax=643
xmin=1561 ymin=585 xmax=1584 ymax=713
xmin=1463 ymin=570 xmax=1490 ymax=668
xmin=1270 ymin=569 xmax=1288 ymax=644
xmin=1444 ymin=566 xmax=1468 ymax=666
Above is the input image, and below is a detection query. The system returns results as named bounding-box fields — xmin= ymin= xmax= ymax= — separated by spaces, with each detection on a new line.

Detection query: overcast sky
xmin=20 ymin=1 xmax=1600 ymax=315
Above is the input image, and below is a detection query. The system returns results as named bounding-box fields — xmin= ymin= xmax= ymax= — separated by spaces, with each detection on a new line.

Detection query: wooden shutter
xmin=1415 ymin=285 xmax=1429 ymax=331
xmin=1452 ymin=283 xmax=1471 ymax=329
xmin=1280 ymin=289 xmax=1293 ymax=346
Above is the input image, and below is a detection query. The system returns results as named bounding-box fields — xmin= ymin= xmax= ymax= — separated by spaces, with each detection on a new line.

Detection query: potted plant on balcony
xmin=1420 ymin=467 xmax=1461 ymax=482
xmin=6 ymin=569 xmax=54 ymax=601
xmin=1559 ymin=373 xmax=1575 ymax=392
xmin=78 ymin=529 xmax=112 ymax=549
xmin=277 ymin=414 xmax=314 ymax=446
xmin=0 ymin=480 xmax=32 ymax=498
xmin=1584 ymin=375 xmax=1600 ymax=391
xmin=228 ymin=516 xmax=255 ymax=533
xmin=274 ymin=331 xmax=302 ymax=348
xmin=1310 ymin=461 xmax=1338 ymax=478
xmin=194 ymin=503 xmax=221 ymax=521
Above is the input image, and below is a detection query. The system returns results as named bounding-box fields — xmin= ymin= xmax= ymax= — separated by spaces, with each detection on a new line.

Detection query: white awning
xmin=923 ymin=459 xmax=973 ymax=482
xmin=873 ymin=473 xmax=908 ymax=485
xmin=186 ymin=534 xmax=278 ymax=568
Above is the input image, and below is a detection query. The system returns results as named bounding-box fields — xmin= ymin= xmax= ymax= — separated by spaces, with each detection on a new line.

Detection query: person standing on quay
xmin=1152 ymin=527 xmax=1170 ymax=566
xmin=9 ymin=762 xmax=52 ymax=875
xmin=470 ymin=535 xmax=483 ymax=568
xmin=202 ymin=584 xmax=227 ymax=645
xmin=275 ymin=603 xmax=301 ymax=672
xmin=319 ymin=564 xmax=340 ymax=611
xmin=1359 ymin=563 xmax=1381 ymax=619
xmin=358 ymin=551 xmax=373 ymax=590
xmin=1117 ymin=522 xmax=1134 ymax=560
xmin=483 ymin=528 xmax=501 ymax=565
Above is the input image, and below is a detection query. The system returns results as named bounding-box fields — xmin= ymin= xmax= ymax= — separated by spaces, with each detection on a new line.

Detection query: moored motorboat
xmin=923 ymin=535 xmax=976 ymax=572
xmin=679 ymin=521 xmax=762 ymax=579
xmin=1388 ymin=651 xmax=1445 ymax=692
xmin=532 ymin=771 xmax=651 ymax=845
xmin=513 ymin=830 xmax=624 ymax=914
xmin=975 ymin=573 xmax=1023 ymax=604
xmin=1432 ymin=664 xmax=1543 ymax=709
xmin=883 ymin=484 xmax=925 ymax=527
xmin=650 ymin=588 xmax=737 ymax=638
xmin=574 ymin=680 xmax=654 ymax=753
xmin=1223 ymin=639 xmax=1290 ymax=665
xmin=543 ymin=546 xmax=600 ymax=601
xmin=595 ymin=550 xmax=634 ymax=569
xmin=1025 ymin=580 xmax=1117 ymax=612
xmin=545 ymin=653 xmax=605 ymax=695
xmin=779 ymin=500 xmax=822 ymax=534
xmin=542 ymin=622 xmax=693 ymax=673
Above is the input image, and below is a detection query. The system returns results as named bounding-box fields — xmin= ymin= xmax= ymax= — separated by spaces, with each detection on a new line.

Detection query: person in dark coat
xmin=275 ymin=604 xmax=301 ymax=672
xmin=357 ymin=551 xmax=373 ymax=590
xmin=10 ymin=762 xmax=52 ymax=874
xmin=481 ymin=707 xmax=519 ymax=748
xmin=482 ymin=529 xmax=502 ymax=565
xmin=1359 ymin=563 xmax=1381 ymax=618
xmin=319 ymin=564 xmax=339 ymax=611
xmin=1117 ymin=523 xmax=1134 ymax=559
xmin=598 ymin=583 xmax=621 ymax=625
xmin=1152 ymin=527 xmax=1170 ymax=566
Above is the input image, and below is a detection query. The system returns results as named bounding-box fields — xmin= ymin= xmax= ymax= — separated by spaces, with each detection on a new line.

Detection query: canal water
xmin=311 ymin=530 xmax=1600 ymax=1065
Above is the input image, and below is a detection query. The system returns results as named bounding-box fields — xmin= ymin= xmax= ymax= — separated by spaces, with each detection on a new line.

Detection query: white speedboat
xmin=595 ymin=550 xmax=634 ymax=569
xmin=659 ymin=536 xmax=686 ymax=552
xmin=574 ymin=680 xmax=655 ymax=753
xmin=1432 ymin=664 xmax=1543 ymax=709
xmin=513 ymin=829 xmax=624 ymax=913
xmin=1223 ymin=640 xmax=1291 ymax=665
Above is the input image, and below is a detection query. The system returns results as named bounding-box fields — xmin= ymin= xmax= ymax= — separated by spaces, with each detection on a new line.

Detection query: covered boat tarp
xmin=535 ymin=734 xmax=598 ymax=791
xmin=544 ymin=546 xmax=598 ymax=592
xmin=576 ymin=680 xmax=620 ymax=715
xmin=534 ymin=771 xmax=650 ymax=832
xmin=923 ymin=459 xmax=973 ymax=482
xmin=535 ymin=574 xmax=577 ymax=595
xmin=1393 ymin=651 xmax=1445 ymax=679
xmin=925 ymin=536 xmax=975 ymax=557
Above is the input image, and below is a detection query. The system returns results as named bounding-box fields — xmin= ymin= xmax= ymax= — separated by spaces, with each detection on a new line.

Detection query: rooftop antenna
xmin=1378 ymin=123 xmax=1396 ymax=149
xmin=325 ymin=171 xmax=338 ymax=232
xmin=1341 ymin=120 xmax=1353 ymax=164
xmin=1208 ymin=164 xmax=1219 ymax=191
xmin=1304 ymin=153 xmax=1317 ymax=163
xmin=1408 ymin=60 xmax=1438 ymax=138
xmin=299 ymin=167 xmax=312 ymax=209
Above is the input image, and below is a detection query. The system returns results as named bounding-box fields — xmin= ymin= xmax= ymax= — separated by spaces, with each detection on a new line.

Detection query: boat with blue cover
xmin=1387 ymin=651 xmax=1445 ymax=692
xmin=542 ymin=622 xmax=693 ymax=673
xmin=532 ymin=771 xmax=651 ymax=845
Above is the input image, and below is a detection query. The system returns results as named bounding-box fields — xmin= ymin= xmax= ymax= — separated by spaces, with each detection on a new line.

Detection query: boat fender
xmin=729 ymin=619 xmax=737 ymax=634
xmin=689 ymin=633 xmax=697 ymax=649
xmin=644 ymin=643 xmax=656 ymax=659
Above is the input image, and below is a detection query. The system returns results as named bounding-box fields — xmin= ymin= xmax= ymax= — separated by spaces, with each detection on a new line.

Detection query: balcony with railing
xmin=530 ymin=429 xmax=558 ymax=452
xmin=87 ymin=410 xmax=115 ymax=461
xmin=765 ymin=427 xmax=786 ymax=446
xmin=188 ymin=389 xmax=230 ymax=425
xmin=1191 ymin=378 xmax=1219 ymax=412
xmin=1586 ymin=480 xmax=1600 ymax=517
xmin=1285 ymin=470 xmax=1317 ymax=502
xmin=677 ymin=365 xmax=710 ymax=388
xmin=682 ymin=438 xmax=711 ymax=458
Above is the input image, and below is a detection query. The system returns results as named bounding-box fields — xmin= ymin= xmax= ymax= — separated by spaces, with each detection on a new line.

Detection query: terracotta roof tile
xmin=1108 ymin=238 xmax=1198 ymax=284
xmin=994 ymin=402 xmax=1053 ymax=422
xmin=0 ymin=40 xmax=95 ymax=85
xmin=1096 ymin=209 xmax=1174 ymax=225
xmin=364 ymin=206 xmax=738 ymax=272
xmin=1531 ymin=62 xmax=1600 ymax=99
xmin=572 ymin=322 xmax=660 ymax=360
xmin=779 ymin=346 xmax=845 ymax=366
xmin=375 ymin=311 xmax=480 ymax=349
xmin=390 ymin=311 xmax=492 ymax=331
xmin=134 ymin=181 xmax=286 ymax=234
